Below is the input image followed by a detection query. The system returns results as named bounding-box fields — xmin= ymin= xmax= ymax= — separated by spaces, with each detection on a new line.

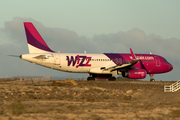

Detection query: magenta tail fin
xmin=24 ymin=22 xmax=54 ymax=53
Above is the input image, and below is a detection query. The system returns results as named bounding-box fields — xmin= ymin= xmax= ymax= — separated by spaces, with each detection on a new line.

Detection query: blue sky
xmin=0 ymin=0 xmax=180 ymax=81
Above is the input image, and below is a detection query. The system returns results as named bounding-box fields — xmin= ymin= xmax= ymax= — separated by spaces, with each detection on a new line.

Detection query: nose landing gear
xmin=150 ymin=74 xmax=155 ymax=82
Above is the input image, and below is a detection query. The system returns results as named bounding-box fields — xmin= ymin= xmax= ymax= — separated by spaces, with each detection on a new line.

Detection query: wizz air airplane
xmin=19 ymin=22 xmax=173 ymax=81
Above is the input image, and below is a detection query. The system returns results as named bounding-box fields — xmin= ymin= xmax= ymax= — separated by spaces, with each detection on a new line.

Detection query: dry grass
xmin=89 ymin=114 xmax=104 ymax=120
xmin=7 ymin=101 xmax=25 ymax=115
xmin=86 ymin=96 xmax=95 ymax=102
xmin=26 ymin=107 xmax=50 ymax=114
xmin=169 ymin=109 xmax=180 ymax=118
xmin=85 ymin=87 xmax=103 ymax=93
xmin=66 ymin=105 xmax=77 ymax=111
xmin=0 ymin=80 xmax=179 ymax=119
xmin=123 ymin=95 xmax=132 ymax=101
xmin=54 ymin=115 xmax=68 ymax=120
xmin=0 ymin=107 xmax=4 ymax=115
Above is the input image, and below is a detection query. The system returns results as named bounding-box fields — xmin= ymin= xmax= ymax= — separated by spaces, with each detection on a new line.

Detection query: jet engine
xmin=122 ymin=69 xmax=147 ymax=79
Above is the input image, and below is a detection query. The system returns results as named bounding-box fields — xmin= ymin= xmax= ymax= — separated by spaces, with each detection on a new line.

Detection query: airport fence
xmin=12 ymin=76 xmax=52 ymax=85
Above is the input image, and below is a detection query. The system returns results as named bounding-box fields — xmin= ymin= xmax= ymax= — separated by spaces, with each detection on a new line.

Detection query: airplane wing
xmin=8 ymin=55 xmax=20 ymax=57
xmin=103 ymin=48 xmax=139 ymax=72
xmin=103 ymin=59 xmax=138 ymax=72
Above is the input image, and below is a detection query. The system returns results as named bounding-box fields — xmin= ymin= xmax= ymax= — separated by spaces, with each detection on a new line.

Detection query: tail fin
xmin=24 ymin=22 xmax=54 ymax=53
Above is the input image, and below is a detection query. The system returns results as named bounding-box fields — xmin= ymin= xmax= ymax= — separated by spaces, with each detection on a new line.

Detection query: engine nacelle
xmin=122 ymin=69 xmax=147 ymax=79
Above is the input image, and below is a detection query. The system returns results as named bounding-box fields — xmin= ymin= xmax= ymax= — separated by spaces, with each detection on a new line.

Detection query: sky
xmin=0 ymin=0 xmax=180 ymax=81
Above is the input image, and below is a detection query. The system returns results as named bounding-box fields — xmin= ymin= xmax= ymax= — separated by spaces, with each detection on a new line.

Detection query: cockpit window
xmin=164 ymin=59 xmax=168 ymax=63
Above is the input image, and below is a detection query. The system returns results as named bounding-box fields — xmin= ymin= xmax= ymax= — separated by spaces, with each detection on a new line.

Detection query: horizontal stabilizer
xmin=8 ymin=55 xmax=20 ymax=57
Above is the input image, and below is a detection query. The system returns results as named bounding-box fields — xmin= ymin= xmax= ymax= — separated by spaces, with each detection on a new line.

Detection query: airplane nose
xmin=169 ymin=64 xmax=173 ymax=71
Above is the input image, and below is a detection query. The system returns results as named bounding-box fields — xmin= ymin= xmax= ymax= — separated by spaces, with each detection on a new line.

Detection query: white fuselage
xmin=21 ymin=53 xmax=116 ymax=74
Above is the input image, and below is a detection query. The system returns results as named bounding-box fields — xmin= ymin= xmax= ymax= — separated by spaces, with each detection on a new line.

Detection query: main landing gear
xmin=87 ymin=77 xmax=95 ymax=81
xmin=87 ymin=74 xmax=116 ymax=81
xmin=108 ymin=77 xmax=116 ymax=81
xmin=149 ymin=74 xmax=155 ymax=82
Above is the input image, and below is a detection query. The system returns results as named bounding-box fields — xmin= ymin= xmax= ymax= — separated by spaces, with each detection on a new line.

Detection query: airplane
xmin=19 ymin=22 xmax=173 ymax=81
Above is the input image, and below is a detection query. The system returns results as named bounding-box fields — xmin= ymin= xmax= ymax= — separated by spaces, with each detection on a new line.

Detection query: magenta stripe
xmin=24 ymin=22 xmax=54 ymax=52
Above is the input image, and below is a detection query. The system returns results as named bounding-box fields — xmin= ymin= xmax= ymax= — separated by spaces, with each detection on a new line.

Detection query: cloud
xmin=0 ymin=17 xmax=179 ymax=80
xmin=92 ymin=28 xmax=179 ymax=61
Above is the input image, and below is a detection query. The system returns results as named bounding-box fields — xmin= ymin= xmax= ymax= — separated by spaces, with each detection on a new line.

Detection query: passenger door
xmin=154 ymin=56 xmax=161 ymax=67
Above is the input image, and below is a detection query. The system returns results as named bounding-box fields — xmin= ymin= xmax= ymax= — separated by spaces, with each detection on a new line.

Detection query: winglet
xmin=130 ymin=48 xmax=137 ymax=60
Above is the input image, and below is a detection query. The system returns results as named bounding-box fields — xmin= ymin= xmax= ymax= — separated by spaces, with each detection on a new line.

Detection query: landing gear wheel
xmin=87 ymin=77 xmax=95 ymax=81
xmin=149 ymin=74 xmax=155 ymax=82
xmin=150 ymin=79 xmax=155 ymax=82
xmin=108 ymin=77 xmax=116 ymax=81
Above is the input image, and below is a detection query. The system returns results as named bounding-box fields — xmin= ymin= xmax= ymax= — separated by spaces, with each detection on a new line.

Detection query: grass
xmin=7 ymin=101 xmax=25 ymax=115
xmin=26 ymin=107 xmax=50 ymax=113
xmin=52 ymin=85 xmax=70 ymax=87
xmin=90 ymin=114 xmax=104 ymax=120
xmin=33 ymin=84 xmax=46 ymax=86
xmin=28 ymin=94 xmax=35 ymax=99
xmin=123 ymin=95 xmax=132 ymax=101
xmin=85 ymin=87 xmax=102 ymax=93
xmin=86 ymin=97 xmax=95 ymax=102
xmin=54 ymin=115 xmax=68 ymax=119
xmin=0 ymin=107 xmax=4 ymax=115
xmin=66 ymin=105 xmax=77 ymax=111
xmin=169 ymin=109 xmax=180 ymax=118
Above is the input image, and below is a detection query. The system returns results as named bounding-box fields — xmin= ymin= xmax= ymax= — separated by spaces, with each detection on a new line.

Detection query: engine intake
xmin=122 ymin=69 xmax=147 ymax=79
